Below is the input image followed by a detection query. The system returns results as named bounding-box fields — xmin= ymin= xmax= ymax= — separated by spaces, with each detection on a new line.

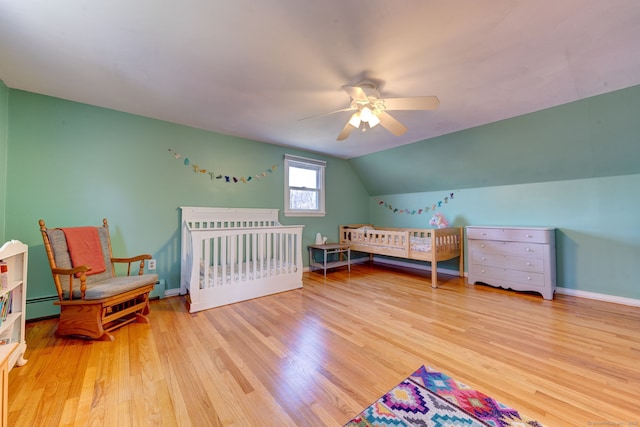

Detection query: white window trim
xmin=284 ymin=154 xmax=326 ymax=217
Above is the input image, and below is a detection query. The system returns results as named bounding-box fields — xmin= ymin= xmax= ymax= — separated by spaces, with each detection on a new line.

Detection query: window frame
xmin=283 ymin=154 xmax=326 ymax=217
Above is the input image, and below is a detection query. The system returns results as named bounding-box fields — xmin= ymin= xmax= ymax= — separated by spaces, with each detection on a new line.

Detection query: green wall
xmin=350 ymin=85 xmax=640 ymax=195
xmin=368 ymin=174 xmax=640 ymax=299
xmin=4 ymin=90 xmax=370 ymax=318
xmin=0 ymin=80 xmax=8 ymax=242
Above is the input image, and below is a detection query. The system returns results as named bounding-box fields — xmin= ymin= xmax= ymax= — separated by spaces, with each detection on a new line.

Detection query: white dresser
xmin=466 ymin=226 xmax=556 ymax=300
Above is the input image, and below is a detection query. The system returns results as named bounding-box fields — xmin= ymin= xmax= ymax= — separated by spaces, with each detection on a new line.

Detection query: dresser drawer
xmin=470 ymin=252 xmax=545 ymax=273
xmin=467 ymin=227 xmax=552 ymax=244
xmin=469 ymin=240 xmax=545 ymax=259
xmin=471 ymin=265 xmax=545 ymax=288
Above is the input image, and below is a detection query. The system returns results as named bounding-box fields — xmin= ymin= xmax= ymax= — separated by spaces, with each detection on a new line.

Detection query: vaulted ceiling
xmin=1 ymin=1 xmax=639 ymax=159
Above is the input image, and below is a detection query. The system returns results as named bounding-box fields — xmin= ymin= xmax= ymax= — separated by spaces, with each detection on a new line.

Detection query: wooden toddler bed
xmin=340 ymin=224 xmax=464 ymax=288
xmin=180 ymin=207 xmax=304 ymax=313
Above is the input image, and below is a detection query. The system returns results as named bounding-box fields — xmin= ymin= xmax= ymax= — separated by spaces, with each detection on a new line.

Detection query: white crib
xmin=180 ymin=207 xmax=304 ymax=313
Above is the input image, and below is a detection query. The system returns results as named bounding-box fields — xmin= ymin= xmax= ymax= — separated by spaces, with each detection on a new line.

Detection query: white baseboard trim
xmin=303 ymin=257 xmax=369 ymax=273
xmin=304 ymin=256 xmax=453 ymax=275
xmin=555 ymin=287 xmax=640 ymax=307
xmin=164 ymin=288 xmax=181 ymax=297
xmin=372 ymin=256 xmax=462 ymax=277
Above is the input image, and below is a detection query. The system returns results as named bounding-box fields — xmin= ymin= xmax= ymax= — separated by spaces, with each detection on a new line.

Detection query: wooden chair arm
xmin=111 ymin=254 xmax=152 ymax=263
xmin=51 ymin=266 xmax=90 ymax=300
xmin=52 ymin=266 xmax=91 ymax=276
xmin=111 ymin=254 xmax=152 ymax=276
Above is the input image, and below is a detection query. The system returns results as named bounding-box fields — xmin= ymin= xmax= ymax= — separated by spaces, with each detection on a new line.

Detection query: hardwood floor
xmin=8 ymin=263 xmax=640 ymax=426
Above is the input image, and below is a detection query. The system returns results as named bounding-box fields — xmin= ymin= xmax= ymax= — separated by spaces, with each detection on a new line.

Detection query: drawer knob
xmin=480 ymin=244 xmax=485 ymax=248
xmin=481 ymin=232 xmax=487 ymax=236
xmin=481 ymin=269 xmax=485 ymax=273
xmin=527 ymin=276 xmax=531 ymax=280
xmin=481 ymin=257 xmax=487 ymax=261
xmin=525 ymin=234 xmax=533 ymax=238
xmin=526 ymin=247 xmax=532 ymax=252
xmin=526 ymin=262 xmax=532 ymax=266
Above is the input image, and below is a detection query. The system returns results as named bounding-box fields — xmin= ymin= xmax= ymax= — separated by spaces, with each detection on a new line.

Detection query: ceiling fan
xmin=311 ymin=81 xmax=440 ymax=141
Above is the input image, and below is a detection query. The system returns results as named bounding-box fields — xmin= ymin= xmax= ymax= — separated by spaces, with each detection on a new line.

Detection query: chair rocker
xmin=39 ymin=219 xmax=158 ymax=341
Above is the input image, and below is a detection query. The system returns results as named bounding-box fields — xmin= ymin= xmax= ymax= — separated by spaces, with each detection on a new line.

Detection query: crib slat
xmin=212 ymin=236 xmax=218 ymax=287
xmin=286 ymin=233 xmax=290 ymax=274
xmin=275 ymin=232 xmax=279 ymax=276
xmin=221 ymin=235 xmax=228 ymax=286
xmin=266 ymin=232 xmax=272 ymax=277
xmin=251 ymin=232 xmax=257 ymax=279
xmin=202 ymin=237 xmax=210 ymax=290
xmin=258 ymin=232 xmax=264 ymax=276
xmin=232 ymin=233 xmax=237 ymax=283
xmin=238 ymin=232 xmax=244 ymax=282
xmin=244 ymin=232 xmax=250 ymax=281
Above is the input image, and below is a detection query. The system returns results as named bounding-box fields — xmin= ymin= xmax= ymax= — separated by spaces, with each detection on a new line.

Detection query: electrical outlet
xmin=148 ymin=259 xmax=156 ymax=270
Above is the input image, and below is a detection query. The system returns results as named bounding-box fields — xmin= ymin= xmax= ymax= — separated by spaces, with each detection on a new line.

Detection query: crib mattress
xmin=410 ymin=236 xmax=432 ymax=252
xmin=350 ymin=236 xmax=432 ymax=252
xmin=199 ymin=260 xmax=298 ymax=288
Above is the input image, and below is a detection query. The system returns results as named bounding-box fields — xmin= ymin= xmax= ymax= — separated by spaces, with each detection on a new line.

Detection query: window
xmin=284 ymin=154 xmax=326 ymax=217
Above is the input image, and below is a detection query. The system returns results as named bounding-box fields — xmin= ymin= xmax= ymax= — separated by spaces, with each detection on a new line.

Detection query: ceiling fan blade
xmin=380 ymin=96 xmax=440 ymax=110
xmin=299 ymin=107 xmax=356 ymax=121
xmin=377 ymin=111 xmax=407 ymax=136
xmin=342 ymin=85 xmax=369 ymax=103
xmin=337 ymin=122 xmax=356 ymax=141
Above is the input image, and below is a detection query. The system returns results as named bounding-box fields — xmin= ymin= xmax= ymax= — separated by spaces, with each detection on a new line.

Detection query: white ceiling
xmin=1 ymin=1 xmax=639 ymax=159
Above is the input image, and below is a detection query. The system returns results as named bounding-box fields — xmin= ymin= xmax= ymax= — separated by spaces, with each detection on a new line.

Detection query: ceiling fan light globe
xmin=368 ymin=114 xmax=381 ymax=128
xmin=348 ymin=112 xmax=362 ymax=128
xmin=360 ymin=106 xmax=373 ymax=122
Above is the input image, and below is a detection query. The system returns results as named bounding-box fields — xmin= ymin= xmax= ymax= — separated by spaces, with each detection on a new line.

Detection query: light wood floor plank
xmin=8 ymin=263 xmax=640 ymax=426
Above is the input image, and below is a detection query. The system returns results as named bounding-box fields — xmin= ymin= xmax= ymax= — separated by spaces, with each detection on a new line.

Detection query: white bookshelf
xmin=0 ymin=240 xmax=28 ymax=370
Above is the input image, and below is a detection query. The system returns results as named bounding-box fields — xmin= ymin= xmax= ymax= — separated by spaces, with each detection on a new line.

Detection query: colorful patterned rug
xmin=344 ymin=365 xmax=544 ymax=427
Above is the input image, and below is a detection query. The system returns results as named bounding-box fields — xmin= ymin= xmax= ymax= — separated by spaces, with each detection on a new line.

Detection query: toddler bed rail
xmin=180 ymin=207 xmax=304 ymax=312
xmin=340 ymin=224 xmax=464 ymax=288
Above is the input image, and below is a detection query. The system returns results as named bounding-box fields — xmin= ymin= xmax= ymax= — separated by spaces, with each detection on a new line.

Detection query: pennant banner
xmin=375 ymin=192 xmax=455 ymax=214
xmin=168 ymin=148 xmax=278 ymax=183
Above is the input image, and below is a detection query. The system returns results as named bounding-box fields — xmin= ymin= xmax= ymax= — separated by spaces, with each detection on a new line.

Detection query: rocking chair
xmin=39 ymin=219 xmax=158 ymax=341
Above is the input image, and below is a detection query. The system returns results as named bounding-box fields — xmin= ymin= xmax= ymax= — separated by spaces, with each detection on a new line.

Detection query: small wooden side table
xmin=308 ymin=243 xmax=351 ymax=276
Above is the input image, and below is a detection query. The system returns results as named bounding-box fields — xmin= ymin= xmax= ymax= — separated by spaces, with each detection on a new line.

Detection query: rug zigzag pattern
xmin=344 ymin=365 xmax=544 ymax=427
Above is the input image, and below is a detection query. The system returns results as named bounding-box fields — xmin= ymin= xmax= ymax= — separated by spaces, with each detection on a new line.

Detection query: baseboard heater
xmin=26 ymin=295 xmax=61 ymax=321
